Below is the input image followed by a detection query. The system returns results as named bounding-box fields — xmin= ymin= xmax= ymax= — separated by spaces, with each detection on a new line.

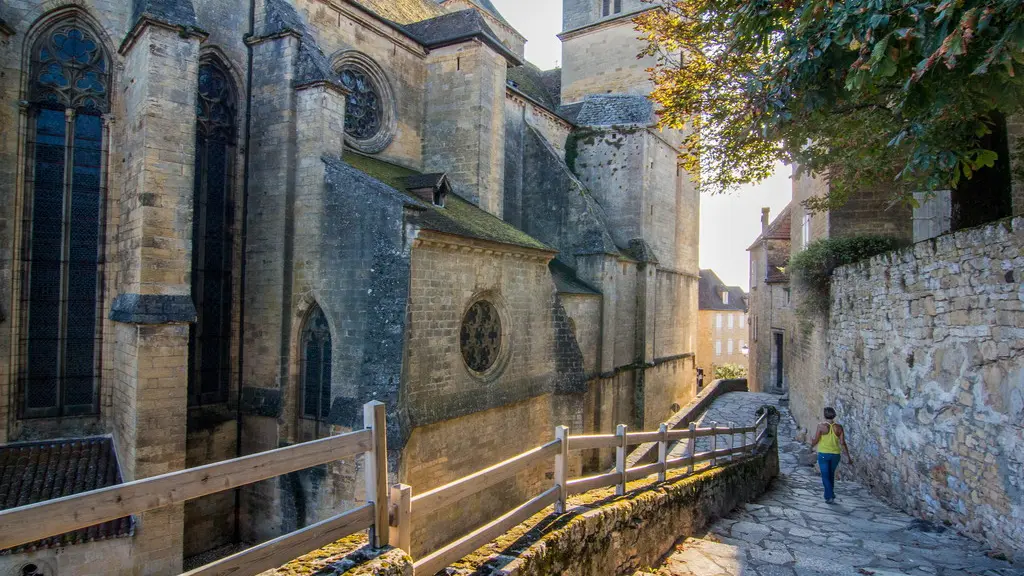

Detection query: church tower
xmin=559 ymin=0 xmax=656 ymax=103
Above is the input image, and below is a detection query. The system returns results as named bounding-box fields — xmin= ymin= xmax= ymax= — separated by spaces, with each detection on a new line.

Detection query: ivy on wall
xmin=788 ymin=235 xmax=904 ymax=316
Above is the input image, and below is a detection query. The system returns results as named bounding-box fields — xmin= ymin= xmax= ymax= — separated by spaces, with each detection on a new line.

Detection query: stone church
xmin=0 ymin=0 xmax=699 ymax=573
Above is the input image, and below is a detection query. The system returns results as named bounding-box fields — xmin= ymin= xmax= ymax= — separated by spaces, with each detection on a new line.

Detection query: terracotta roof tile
xmin=0 ymin=437 xmax=133 ymax=554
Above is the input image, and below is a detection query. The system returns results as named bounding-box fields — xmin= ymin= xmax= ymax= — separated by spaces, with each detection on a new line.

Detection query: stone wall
xmin=0 ymin=537 xmax=134 ymax=576
xmin=802 ymin=218 xmax=1024 ymax=554
xmin=559 ymin=14 xmax=654 ymax=104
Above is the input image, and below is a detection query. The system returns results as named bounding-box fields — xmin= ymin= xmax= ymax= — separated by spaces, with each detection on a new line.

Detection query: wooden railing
xmin=0 ymin=402 xmax=391 ymax=576
xmin=0 ymin=403 xmax=771 ymax=576
xmin=404 ymin=411 xmax=771 ymax=576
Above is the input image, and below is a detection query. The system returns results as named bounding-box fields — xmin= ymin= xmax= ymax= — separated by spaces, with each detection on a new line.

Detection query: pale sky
xmin=490 ymin=0 xmax=793 ymax=291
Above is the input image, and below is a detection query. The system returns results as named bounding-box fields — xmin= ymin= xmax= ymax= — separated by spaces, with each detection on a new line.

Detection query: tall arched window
xmin=21 ymin=18 xmax=110 ymax=418
xmin=300 ymin=306 xmax=331 ymax=420
xmin=189 ymin=58 xmax=236 ymax=405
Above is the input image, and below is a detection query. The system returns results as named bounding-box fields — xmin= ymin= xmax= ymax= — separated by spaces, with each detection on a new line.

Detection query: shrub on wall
xmin=788 ymin=235 xmax=903 ymax=315
xmin=714 ymin=364 xmax=747 ymax=380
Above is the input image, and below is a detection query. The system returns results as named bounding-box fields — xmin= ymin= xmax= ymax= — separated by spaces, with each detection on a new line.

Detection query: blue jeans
xmin=818 ymin=453 xmax=841 ymax=501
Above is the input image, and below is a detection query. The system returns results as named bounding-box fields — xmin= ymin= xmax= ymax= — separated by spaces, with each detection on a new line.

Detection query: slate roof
xmin=341 ymin=152 xmax=551 ymax=252
xmin=261 ymin=0 xmax=343 ymax=90
xmin=565 ymin=94 xmax=656 ymax=127
xmin=402 ymin=9 xmax=521 ymax=64
xmin=350 ymin=0 xmax=446 ymax=25
xmin=507 ymin=64 xmax=562 ymax=112
xmin=438 ymin=0 xmax=512 ymax=27
xmin=698 ymin=270 xmax=748 ymax=312
xmin=0 ymin=437 xmax=133 ymax=554
xmin=132 ymin=0 xmax=197 ymax=28
xmin=550 ymin=260 xmax=600 ymax=295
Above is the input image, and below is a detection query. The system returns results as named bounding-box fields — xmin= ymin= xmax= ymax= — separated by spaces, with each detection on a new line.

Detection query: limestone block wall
xmin=560 ymin=294 xmax=602 ymax=377
xmin=562 ymin=0 xmax=650 ymax=32
xmin=423 ymin=43 xmax=507 ymax=217
xmin=441 ymin=0 xmax=526 ymax=59
xmin=639 ymin=355 xmax=696 ymax=429
xmin=811 ymin=218 xmax=1024 ymax=554
xmin=403 ymin=234 xmax=556 ymax=427
xmin=559 ymin=20 xmax=654 ymax=104
xmin=612 ymin=259 xmax=638 ymax=368
xmin=571 ymin=129 xmax=645 ymax=249
xmin=293 ymin=0 xmax=428 ymax=170
xmin=0 ymin=537 xmax=134 ymax=576
xmin=654 ymin=269 xmax=696 ymax=360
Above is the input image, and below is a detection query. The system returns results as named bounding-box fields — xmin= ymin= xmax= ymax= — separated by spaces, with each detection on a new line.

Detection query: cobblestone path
xmin=643 ymin=393 xmax=1022 ymax=576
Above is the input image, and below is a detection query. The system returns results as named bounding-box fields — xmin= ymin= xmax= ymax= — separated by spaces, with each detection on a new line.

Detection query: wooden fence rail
xmin=0 ymin=402 xmax=772 ymax=576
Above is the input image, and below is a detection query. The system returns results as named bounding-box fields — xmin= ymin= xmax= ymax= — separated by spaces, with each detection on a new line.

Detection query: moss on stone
xmin=341 ymin=151 xmax=551 ymax=251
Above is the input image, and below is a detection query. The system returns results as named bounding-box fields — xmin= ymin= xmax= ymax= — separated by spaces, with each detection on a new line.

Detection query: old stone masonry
xmin=642 ymin=393 xmax=1024 ymax=576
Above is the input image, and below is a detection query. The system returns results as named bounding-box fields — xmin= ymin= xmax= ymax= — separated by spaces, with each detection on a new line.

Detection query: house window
xmin=728 ymin=339 xmax=734 ymax=355
xmin=801 ymin=213 xmax=811 ymax=249
xmin=300 ymin=305 xmax=332 ymax=420
xmin=728 ymin=314 xmax=734 ymax=329
xmin=740 ymin=314 xmax=746 ymax=329
xmin=21 ymin=19 xmax=110 ymax=418
xmin=601 ymin=0 xmax=623 ymax=16
xmin=715 ymin=340 xmax=722 ymax=356
xmin=715 ymin=313 xmax=722 ymax=329
xmin=722 ymin=291 xmax=729 ymax=305
xmin=189 ymin=58 xmax=236 ymax=406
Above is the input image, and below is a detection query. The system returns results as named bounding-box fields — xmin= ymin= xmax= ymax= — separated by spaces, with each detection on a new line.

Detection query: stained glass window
xmin=300 ymin=306 xmax=332 ymax=420
xmin=22 ymin=20 xmax=109 ymax=418
xmin=189 ymin=59 xmax=236 ymax=406
xmin=460 ymin=301 xmax=502 ymax=373
xmin=339 ymin=67 xmax=382 ymax=141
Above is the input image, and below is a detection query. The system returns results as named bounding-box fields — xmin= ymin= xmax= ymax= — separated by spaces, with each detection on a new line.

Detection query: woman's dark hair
xmin=824 ymin=407 xmax=837 ymax=420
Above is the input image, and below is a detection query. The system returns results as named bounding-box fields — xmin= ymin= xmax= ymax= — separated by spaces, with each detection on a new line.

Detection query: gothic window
xmin=300 ymin=306 xmax=332 ymax=420
xmin=189 ymin=58 xmax=236 ymax=405
xmin=460 ymin=301 xmax=502 ymax=373
xmin=601 ymin=0 xmax=622 ymax=16
xmin=21 ymin=19 xmax=110 ymax=418
xmin=333 ymin=52 xmax=395 ymax=154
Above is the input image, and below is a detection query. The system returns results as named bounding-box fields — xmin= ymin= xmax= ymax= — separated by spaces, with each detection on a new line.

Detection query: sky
xmin=490 ymin=0 xmax=793 ymax=291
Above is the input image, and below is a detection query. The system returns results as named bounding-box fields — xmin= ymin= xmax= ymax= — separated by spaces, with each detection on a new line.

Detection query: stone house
xmin=695 ymin=269 xmax=748 ymax=382
xmin=749 ymin=156 xmax=1024 ymax=555
xmin=746 ymin=206 xmax=792 ymax=394
xmin=0 ymin=0 xmax=698 ymax=572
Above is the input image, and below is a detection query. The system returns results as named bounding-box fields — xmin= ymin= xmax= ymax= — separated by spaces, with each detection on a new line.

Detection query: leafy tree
xmin=714 ymin=363 xmax=748 ymax=380
xmin=636 ymin=0 xmax=1024 ymax=208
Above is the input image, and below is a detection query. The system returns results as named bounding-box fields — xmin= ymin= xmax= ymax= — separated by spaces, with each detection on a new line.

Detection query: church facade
xmin=0 ymin=0 xmax=699 ymax=573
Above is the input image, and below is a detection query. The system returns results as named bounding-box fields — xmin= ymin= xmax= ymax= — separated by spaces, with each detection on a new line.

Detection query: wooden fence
xmin=0 ymin=403 xmax=770 ymax=576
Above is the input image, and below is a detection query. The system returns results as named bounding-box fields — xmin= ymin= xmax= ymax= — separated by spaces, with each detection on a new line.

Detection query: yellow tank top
xmin=818 ymin=423 xmax=842 ymax=454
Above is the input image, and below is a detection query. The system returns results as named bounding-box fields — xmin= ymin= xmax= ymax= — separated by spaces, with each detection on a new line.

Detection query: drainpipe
xmin=233 ymin=0 xmax=257 ymax=545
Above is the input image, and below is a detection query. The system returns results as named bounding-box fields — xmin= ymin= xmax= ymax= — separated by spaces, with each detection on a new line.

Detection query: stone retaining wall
xmin=819 ymin=217 xmax=1024 ymax=555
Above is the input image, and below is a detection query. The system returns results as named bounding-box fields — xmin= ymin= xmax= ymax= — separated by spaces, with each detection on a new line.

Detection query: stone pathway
xmin=641 ymin=393 xmax=1022 ymax=576
xmin=667 ymin=392 xmax=780 ymax=459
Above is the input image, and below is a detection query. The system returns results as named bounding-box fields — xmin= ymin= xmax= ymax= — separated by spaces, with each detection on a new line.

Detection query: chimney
xmin=761 ymin=207 xmax=770 ymax=232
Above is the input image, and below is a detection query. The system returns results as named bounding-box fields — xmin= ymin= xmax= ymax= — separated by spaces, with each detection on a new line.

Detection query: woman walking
xmin=809 ymin=407 xmax=852 ymax=503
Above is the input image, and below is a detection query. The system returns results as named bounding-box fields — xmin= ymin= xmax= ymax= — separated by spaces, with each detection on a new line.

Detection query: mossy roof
xmin=342 ymin=152 xmax=552 ymax=252
xmin=349 ymin=0 xmax=446 ymax=25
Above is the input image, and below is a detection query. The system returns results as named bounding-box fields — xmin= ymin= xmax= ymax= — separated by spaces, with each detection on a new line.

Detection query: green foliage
xmin=788 ymin=235 xmax=904 ymax=314
xmin=636 ymin=0 xmax=1024 ymax=207
xmin=714 ymin=363 xmax=748 ymax=380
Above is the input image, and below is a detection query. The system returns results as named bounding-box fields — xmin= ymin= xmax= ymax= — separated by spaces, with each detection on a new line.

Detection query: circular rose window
xmin=340 ymin=68 xmax=382 ymax=140
xmin=333 ymin=52 xmax=395 ymax=154
xmin=460 ymin=301 xmax=502 ymax=373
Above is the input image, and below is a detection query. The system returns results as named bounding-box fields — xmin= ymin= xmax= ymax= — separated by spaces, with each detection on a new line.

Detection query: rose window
xmin=460 ymin=301 xmax=502 ymax=373
xmin=340 ymin=67 xmax=382 ymax=141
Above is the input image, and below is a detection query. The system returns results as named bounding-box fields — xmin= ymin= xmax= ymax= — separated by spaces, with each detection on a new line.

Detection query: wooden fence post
xmin=728 ymin=422 xmax=735 ymax=462
xmin=657 ymin=423 xmax=668 ymax=482
xmin=364 ymin=401 xmax=389 ymax=548
xmin=686 ymin=422 xmax=696 ymax=475
xmin=615 ymin=424 xmax=627 ymax=496
xmin=710 ymin=424 xmax=718 ymax=467
xmin=389 ymin=484 xmax=412 ymax=554
xmin=554 ymin=426 xmax=569 ymax=513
